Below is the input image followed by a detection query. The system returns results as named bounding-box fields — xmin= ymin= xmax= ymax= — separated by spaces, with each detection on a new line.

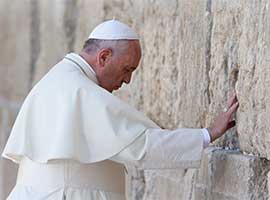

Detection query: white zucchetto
xmin=88 ymin=19 xmax=139 ymax=40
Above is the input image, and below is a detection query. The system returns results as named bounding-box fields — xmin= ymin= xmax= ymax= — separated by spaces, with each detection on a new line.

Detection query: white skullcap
xmin=88 ymin=19 xmax=139 ymax=40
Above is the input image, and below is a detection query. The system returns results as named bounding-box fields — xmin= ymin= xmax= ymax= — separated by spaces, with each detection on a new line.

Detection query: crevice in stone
xmin=205 ymin=0 xmax=213 ymax=106
xmin=64 ymin=0 xmax=78 ymax=52
xmin=221 ymin=54 xmax=240 ymax=150
xmin=223 ymin=54 xmax=229 ymax=92
xmin=188 ymin=172 xmax=196 ymax=200
xmin=29 ymin=0 xmax=40 ymax=89
xmin=228 ymin=63 xmax=240 ymax=150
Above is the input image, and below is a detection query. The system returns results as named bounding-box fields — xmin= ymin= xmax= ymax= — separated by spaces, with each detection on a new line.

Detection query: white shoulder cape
xmin=2 ymin=53 xmax=158 ymax=164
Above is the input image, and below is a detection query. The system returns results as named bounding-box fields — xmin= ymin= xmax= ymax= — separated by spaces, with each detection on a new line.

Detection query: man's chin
xmin=101 ymin=87 xmax=113 ymax=93
xmin=103 ymin=85 xmax=120 ymax=93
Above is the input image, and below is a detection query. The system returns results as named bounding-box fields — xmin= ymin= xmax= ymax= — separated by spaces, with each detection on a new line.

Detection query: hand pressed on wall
xmin=208 ymin=92 xmax=239 ymax=142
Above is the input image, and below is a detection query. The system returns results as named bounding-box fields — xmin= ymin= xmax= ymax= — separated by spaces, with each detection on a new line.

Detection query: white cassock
xmin=2 ymin=53 xmax=210 ymax=200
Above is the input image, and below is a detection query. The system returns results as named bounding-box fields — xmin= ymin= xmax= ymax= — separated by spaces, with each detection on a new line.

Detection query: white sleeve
xmin=110 ymin=128 xmax=206 ymax=169
xmin=202 ymin=128 xmax=211 ymax=148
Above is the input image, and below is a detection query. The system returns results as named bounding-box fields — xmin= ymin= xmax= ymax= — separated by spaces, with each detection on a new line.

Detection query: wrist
xmin=207 ymin=127 xmax=214 ymax=142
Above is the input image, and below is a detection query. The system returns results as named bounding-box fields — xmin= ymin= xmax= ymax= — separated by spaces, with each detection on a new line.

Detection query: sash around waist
xmin=16 ymin=157 xmax=125 ymax=194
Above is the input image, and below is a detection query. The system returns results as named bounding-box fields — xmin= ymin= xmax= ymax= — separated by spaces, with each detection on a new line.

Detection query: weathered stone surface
xmin=195 ymin=148 xmax=270 ymax=200
xmin=206 ymin=0 xmax=270 ymax=158
xmin=205 ymin=0 xmax=243 ymax=149
xmin=143 ymin=169 xmax=197 ymax=200
xmin=0 ymin=101 xmax=20 ymax=200
xmin=236 ymin=0 xmax=270 ymax=159
xmin=140 ymin=0 xmax=209 ymax=129
xmin=0 ymin=0 xmax=31 ymax=102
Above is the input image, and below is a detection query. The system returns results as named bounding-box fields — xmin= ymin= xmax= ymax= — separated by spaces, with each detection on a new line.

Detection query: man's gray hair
xmin=83 ymin=39 xmax=130 ymax=56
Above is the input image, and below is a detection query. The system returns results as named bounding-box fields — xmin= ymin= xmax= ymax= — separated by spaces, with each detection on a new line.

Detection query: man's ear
xmin=97 ymin=48 xmax=112 ymax=67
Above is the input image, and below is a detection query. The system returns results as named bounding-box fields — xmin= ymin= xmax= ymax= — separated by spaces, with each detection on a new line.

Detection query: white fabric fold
xmin=7 ymin=158 xmax=125 ymax=200
xmin=111 ymin=128 xmax=204 ymax=169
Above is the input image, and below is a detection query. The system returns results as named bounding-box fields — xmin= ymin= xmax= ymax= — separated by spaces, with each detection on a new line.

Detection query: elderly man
xmin=2 ymin=20 xmax=238 ymax=200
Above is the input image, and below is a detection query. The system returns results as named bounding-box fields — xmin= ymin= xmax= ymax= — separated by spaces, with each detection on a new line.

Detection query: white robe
xmin=2 ymin=53 xmax=208 ymax=200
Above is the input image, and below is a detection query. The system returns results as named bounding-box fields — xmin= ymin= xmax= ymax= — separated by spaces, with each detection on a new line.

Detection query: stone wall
xmin=1 ymin=0 xmax=270 ymax=199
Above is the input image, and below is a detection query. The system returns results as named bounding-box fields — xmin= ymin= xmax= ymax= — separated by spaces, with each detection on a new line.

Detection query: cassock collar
xmin=64 ymin=53 xmax=99 ymax=84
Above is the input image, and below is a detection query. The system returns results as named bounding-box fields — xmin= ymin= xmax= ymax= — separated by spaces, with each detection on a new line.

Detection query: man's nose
xmin=123 ymin=74 xmax=132 ymax=84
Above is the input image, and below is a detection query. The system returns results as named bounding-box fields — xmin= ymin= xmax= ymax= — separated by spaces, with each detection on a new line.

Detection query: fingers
xmin=227 ymin=101 xmax=239 ymax=116
xmin=209 ymin=93 xmax=239 ymax=142
xmin=227 ymin=92 xmax=237 ymax=109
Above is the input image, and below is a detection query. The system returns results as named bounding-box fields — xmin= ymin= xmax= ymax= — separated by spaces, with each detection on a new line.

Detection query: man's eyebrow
xmin=125 ymin=63 xmax=137 ymax=70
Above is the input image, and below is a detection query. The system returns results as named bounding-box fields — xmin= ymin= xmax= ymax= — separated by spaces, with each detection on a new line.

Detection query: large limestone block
xmin=236 ymin=0 xmax=270 ymax=159
xmin=195 ymin=148 xmax=270 ymax=200
xmin=115 ymin=0 xmax=209 ymax=130
xmin=0 ymin=0 xmax=31 ymax=102
xmin=140 ymin=0 xmax=209 ymax=129
xmin=143 ymin=169 xmax=197 ymax=200
xmin=207 ymin=0 xmax=270 ymax=158
xmin=206 ymin=0 xmax=244 ymax=149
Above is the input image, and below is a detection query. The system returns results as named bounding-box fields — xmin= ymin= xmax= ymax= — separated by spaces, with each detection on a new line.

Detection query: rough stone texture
xmin=207 ymin=0 xmax=270 ymax=158
xmin=1 ymin=0 xmax=270 ymax=199
xmin=143 ymin=169 xmax=197 ymax=200
xmin=236 ymin=0 xmax=270 ymax=159
xmin=0 ymin=0 xmax=31 ymax=102
xmin=205 ymin=0 xmax=243 ymax=149
xmin=195 ymin=148 xmax=270 ymax=200
xmin=0 ymin=100 xmax=20 ymax=200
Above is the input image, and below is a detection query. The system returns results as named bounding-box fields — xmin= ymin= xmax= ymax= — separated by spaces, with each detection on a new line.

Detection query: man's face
xmin=98 ymin=41 xmax=141 ymax=92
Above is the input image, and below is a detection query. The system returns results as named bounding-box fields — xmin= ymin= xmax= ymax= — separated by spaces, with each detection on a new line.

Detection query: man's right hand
xmin=207 ymin=92 xmax=239 ymax=142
